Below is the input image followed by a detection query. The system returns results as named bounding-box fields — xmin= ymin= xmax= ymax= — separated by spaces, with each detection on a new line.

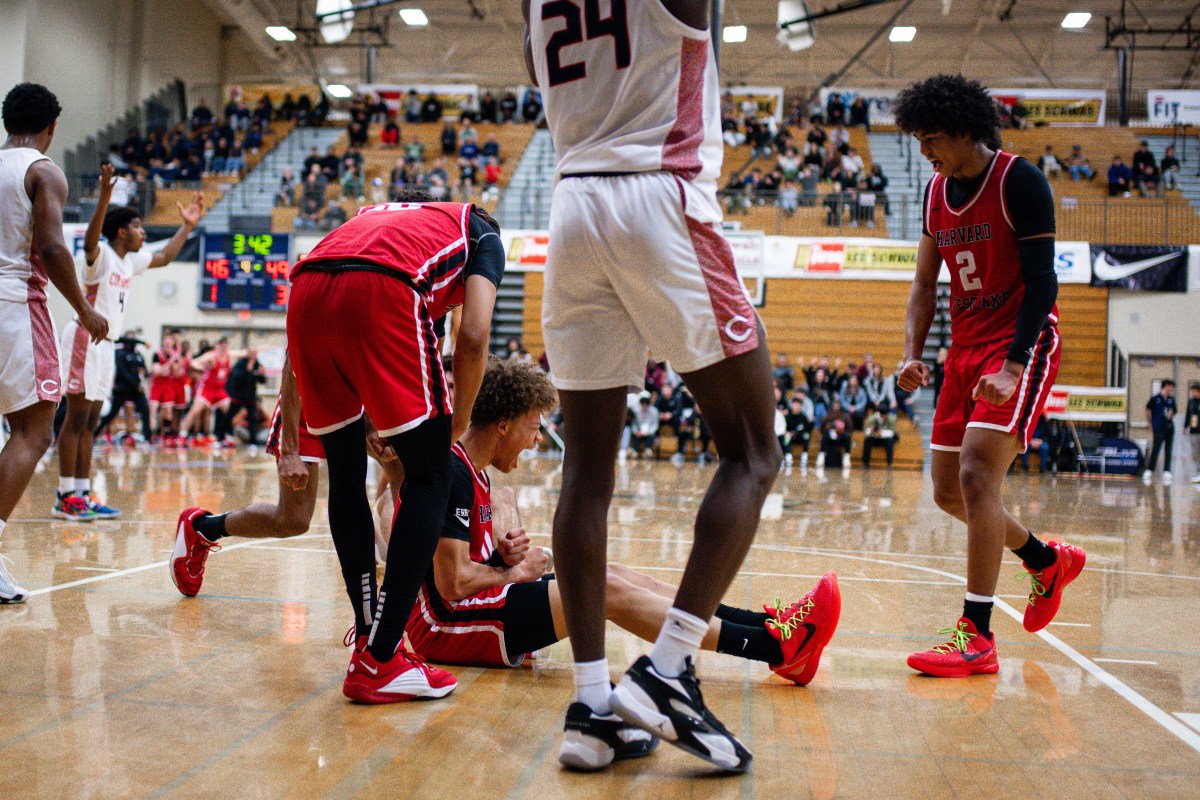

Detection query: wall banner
xmin=1090 ymin=245 xmax=1188 ymax=292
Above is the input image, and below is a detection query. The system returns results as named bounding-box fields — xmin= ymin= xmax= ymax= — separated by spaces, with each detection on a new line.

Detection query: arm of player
xmin=897 ymin=233 xmax=939 ymax=392
xmin=28 ymin=161 xmax=108 ymax=344
xmin=83 ymin=163 xmax=114 ymax=272
xmin=450 ymin=274 xmax=497 ymax=442
xmin=522 ymin=0 xmax=538 ymax=86
xmin=148 ymin=192 xmax=203 ymax=269
xmin=432 ymin=537 xmax=546 ymax=601
xmin=277 ymin=353 xmax=308 ymax=491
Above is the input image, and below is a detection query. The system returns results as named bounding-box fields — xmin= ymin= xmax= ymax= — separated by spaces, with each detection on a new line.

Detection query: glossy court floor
xmin=1 ymin=445 xmax=1198 ymax=800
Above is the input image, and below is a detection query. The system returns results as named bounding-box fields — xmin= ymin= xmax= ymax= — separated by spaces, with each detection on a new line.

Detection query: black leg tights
xmin=319 ymin=417 xmax=379 ymax=643
xmin=367 ymin=414 xmax=452 ymax=661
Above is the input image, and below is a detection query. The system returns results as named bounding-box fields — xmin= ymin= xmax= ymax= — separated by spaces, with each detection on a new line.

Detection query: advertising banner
xmin=1090 ymin=245 xmax=1188 ymax=292
xmin=1147 ymin=90 xmax=1200 ymax=126
xmin=1043 ymin=386 xmax=1128 ymax=422
xmin=724 ymin=86 xmax=786 ymax=122
xmin=991 ymin=88 xmax=1106 ymax=126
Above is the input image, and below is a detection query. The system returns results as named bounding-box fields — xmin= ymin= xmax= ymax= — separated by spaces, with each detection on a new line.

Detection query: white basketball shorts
xmin=60 ymin=320 xmax=115 ymax=403
xmin=0 ymin=298 xmax=62 ymax=416
xmin=542 ymin=171 xmax=760 ymax=391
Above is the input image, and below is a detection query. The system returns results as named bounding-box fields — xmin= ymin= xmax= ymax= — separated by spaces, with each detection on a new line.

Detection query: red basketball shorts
xmin=931 ymin=326 xmax=1060 ymax=454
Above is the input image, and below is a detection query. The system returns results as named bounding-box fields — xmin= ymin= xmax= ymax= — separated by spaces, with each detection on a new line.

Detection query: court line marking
xmin=26 ymin=532 xmax=330 ymax=597
xmin=773 ymin=546 xmax=1200 ymax=756
xmin=637 ymin=566 xmax=961 ymax=587
xmin=1176 ymin=714 xmax=1200 ymax=735
xmin=1095 ymin=659 xmax=1158 ymax=666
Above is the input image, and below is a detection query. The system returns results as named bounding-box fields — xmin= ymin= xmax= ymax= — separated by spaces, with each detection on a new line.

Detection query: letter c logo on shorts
xmin=40 ymin=379 xmax=60 ymax=394
xmin=68 ymin=379 xmax=81 ymax=391
xmin=724 ymin=315 xmax=753 ymax=343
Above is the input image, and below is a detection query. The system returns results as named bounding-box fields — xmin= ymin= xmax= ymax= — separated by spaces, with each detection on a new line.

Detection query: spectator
xmin=295 ymin=93 xmax=313 ymax=125
xmin=369 ymin=175 xmax=389 ymax=203
xmin=428 ymin=174 xmax=449 ymax=200
xmin=319 ymin=199 xmax=347 ymax=231
xmin=864 ymin=363 xmax=895 ymax=414
xmin=861 ymin=407 xmax=898 ymax=467
xmin=381 ymin=119 xmax=400 ymax=148
xmin=829 ymin=123 xmax=850 ymax=155
xmin=499 ymin=91 xmax=518 ymax=122
xmin=629 ymin=395 xmax=659 ymax=456
xmin=799 ymin=165 xmax=819 ymax=206
xmin=1144 ymin=379 xmax=1177 ymax=480
xmin=190 ymin=99 xmax=214 ymax=131
xmin=341 ymin=166 xmax=364 ymax=200
xmin=839 ymin=373 xmax=868 ymax=428
xmin=1161 ymin=145 xmax=1181 ymax=193
xmin=748 ymin=120 xmax=773 ymax=159
xmin=819 ymin=398 xmax=853 ymax=468
xmin=1037 ymin=145 xmax=1061 ymax=178
xmin=459 ymin=120 xmax=478 ymax=144
xmin=848 ymin=96 xmax=870 ymax=131
xmin=1108 ymin=154 xmax=1133 ymax=197
xmin=294 ymin=184 xmax=323 ymax=230
xmin=279 ymin=93 xmax=297 ymax=121
xmin=459 ymin=134 xmax=480 ymax=165
xmin=776 ymin=146 xmax=801 ymax=180
xmin=224 ymin=349 xmax=267 ymax=446
xmin=421 ymin=92 xmax=443 ymax=122
xmin=1067 ymin=144 xmax=1094 ymax=181
xmin=404 ymin=89 xmax=421 ymax=123
xmin=254 ymin=94 xmax=273 ymax=125
xmin=225 ymin=142 xmax=245 ymax=176
xmin=1018 ymin=415 xmax=1052 ymax=473
xmin=784 ymin=392 xmax=813 ymax=465
xmin=840 ymin=147 xmax=864 ymax=183
xmin=401 ymin=136 xmax=424 ymax=165
xmin=892 ymin=359 xmax=920 ymax=422
xmin=319 ymin=146 xmax=341 ymax=179
xmin=522 ymin=91 xmax=542 ymax=123
xmin=655 ymin=383 xmax=683 ymax=434
xmin=739 ymin=95 xmax=758 ymax=123
xmin=482 ymin=133 xmax=500 ymax=160
xmin=428 ymin=157 xmax=450 ymax=186
xmin=275 ymin=168 xmax=297 ymax=207
xmin=459 ymin=93 xmax=480 ymax=124
xmin=1187 ymin=383 xmax=1200 ymax=483
xmin=825 ymin=92 xmax=845 ymax=126
xmin=1132 ymin=140 xmax=1159 ymax=196
xmin=479 ymin=91 xmax=498 ymax=123
xmin=722 ymin=114 xmax=746 ymax=147
xmin=773 ymin=353 xmax=795 ymax=392
xmin=243 ymin=123 xmax=263 ymax=153
xmin=483 ymin=157 xmax=502 ymax=198
xmin=440 ymin=121 xmax=457 ymax=156
xmin=177 ymin=153 xmax=202 ymax=183
xmin=312 ymin=93 xmax=330 ymax=125
xmin=778 ymin=180 xmax=799 ymax=216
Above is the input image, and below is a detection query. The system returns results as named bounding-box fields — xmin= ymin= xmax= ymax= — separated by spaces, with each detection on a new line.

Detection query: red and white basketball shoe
xmin=766 ymin=572 xmax=842 ymax=686
xmin=343 ymin=644 xmax=457 ymax=704
xmin=170 ymin=507 xmax=219 ymax=597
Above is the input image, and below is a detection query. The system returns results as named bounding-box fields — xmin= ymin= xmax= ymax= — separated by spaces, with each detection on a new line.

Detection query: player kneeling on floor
xmin=402 ymin=357 xmax=842 ymax=770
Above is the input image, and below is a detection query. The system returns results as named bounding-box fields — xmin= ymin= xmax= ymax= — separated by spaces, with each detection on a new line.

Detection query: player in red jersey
xmin=169 ymin=353 xmax=406 ymax=596
xmin=286 ymin=189 xmax=503 ymax=704
xmin=894 ymin=75 xmax=1085 ymax=678
xmin=405 ymin=358 xmax=839 ymax=769
xmin=180 ymin=337 xmax=236 ymax=446
xmin=149 ymin=331 xmax=187 ymax=444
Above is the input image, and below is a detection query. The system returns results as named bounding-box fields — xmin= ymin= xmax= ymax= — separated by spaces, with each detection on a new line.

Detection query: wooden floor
xmin=2 ymin=446 xmax=1199 ymax=799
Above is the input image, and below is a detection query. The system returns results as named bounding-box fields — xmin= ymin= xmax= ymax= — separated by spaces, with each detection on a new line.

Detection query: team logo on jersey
xmin=723 ymin=315 xmax=753 ymax=343
xmin=479 ymin=504 xmax=492 ymax=525
xmin=935 ymin=223 xmax=992 ymax=247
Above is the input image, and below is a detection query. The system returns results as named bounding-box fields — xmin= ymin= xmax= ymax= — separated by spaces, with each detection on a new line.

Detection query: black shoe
xmin=558 ymin=700 xmax=658 ymax=771
xmin=610 ymin=656 xmax=752 ymax=772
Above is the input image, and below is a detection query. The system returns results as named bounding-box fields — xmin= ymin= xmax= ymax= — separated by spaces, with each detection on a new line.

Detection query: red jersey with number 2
xmin=925 ymin=151 xmax=1058 ymax=347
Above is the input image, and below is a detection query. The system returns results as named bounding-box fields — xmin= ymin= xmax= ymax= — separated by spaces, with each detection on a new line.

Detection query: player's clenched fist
xmin=896 ymin=359 xmax=930 ymax=392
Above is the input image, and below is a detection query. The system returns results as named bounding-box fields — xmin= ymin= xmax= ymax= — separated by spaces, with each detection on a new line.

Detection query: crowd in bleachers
xmin=1033 ymin=138 xmax=1183 ymax=198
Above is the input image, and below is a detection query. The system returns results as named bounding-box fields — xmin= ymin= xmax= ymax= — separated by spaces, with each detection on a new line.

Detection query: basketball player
xmin=149 ymin=331 xmax=187 ymax=445
xmin=286 ymin=192 xmax=504 ymax=704
xmin=170 ymin=353 xmax=405 ymax=596
xmin=524 ymin=0 xmax=841 ymax=771
xmin=0 ymin=83 xmax=108 ymax=602
xmin=54 ymin=162 xmax=202 ymax=521
xmin=893 ymin=75 xmax=1085 ymax=677
xmin=179 ymin=338 xmax=237 ymax=447
xmin=405 ymin=357 xmax=838 ymax=769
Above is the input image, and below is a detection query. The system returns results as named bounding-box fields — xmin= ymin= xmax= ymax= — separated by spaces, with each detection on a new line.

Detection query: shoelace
xmin=186 ymin=535 xmax=220 ymax=577
xmin=0 ymin=553 xmax=20 ymax=587
xmin=62 ymin=496 xmax=90 ymax=515
xmin=765 ymin=594 xmax=815 ymax=641
xmin=1016 ymin=568 xmax=1047 ymax=607
xmin=931 ymin=621 xmax=976 ymax=655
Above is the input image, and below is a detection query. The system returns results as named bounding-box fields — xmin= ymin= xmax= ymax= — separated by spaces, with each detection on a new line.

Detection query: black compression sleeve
xmin=1004 ymin=158 xmax=1055 ymax=238
xmin=1007 ymin=237 xmax=1058 ymax=365
xmin=465 ymin=211 xmax=505 ymax=287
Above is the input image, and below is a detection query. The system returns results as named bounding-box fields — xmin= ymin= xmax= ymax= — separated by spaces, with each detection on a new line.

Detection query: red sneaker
xmin=170 ymin=507 xmax=219 ymax=596
xmin=907 ymin=618 xmax=999 ymax=678
xmin=343 ymin=644 xmax=457 ymax=704
xmin=766 ymin=572 xmax=842 ymax=686
xmin=1019 ymin=541 xmax=1086 ymax=633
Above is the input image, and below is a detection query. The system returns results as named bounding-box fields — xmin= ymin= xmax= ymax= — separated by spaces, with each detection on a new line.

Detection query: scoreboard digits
xmin=199 ymin=233 xmax=292 ymax=312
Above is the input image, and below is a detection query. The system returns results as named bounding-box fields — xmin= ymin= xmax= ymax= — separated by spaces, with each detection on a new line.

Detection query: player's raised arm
xmin=28 ymin=160 xmax=107 ymax=344
xmin=149 ymin=191 xmax=203 ymax=269
xmin=83 ymin=162 xmax=114 ymax=268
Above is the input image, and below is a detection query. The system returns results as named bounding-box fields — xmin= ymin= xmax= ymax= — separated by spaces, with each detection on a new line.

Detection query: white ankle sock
xmin=965 ymin=592 xmax=995 ymax=604
xmin=75 ymin=478 xmax=91 ymax=496
xmin=649 ymin=607 xmax=709 ymax=678
xmin=573 ymin=659 xmax=612 ymax=714
xmin=58 ymin=477 xmax=74 ymax=495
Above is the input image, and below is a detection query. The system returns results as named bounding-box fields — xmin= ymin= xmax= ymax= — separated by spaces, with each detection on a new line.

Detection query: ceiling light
xmin=265 ymin=26 xmax=296 ymax=42
xmin=326 ymin=84 xmax=353 ymax=99
xmin=723 ymin=25 xmax=748 ymax=43
xmin=1061 ymin=12 xmax=1091 ymax=29
xmin=399 ymin=8 xmax=429 ymax=26
xmin=889 ymin=26 xmax=916 ymax=42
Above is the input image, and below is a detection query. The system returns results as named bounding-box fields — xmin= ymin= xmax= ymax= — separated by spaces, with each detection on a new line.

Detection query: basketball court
xmin=1 ymin=449 xmax=1197 ymax=798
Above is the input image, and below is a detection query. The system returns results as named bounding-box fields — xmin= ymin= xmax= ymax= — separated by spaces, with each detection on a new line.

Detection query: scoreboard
xmin=199 ymin=233 xmax=292 ymax=311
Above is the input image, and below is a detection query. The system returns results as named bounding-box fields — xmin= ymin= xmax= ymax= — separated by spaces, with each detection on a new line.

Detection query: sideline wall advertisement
xmin=724 ymin=86 xmax=786 ymax=122
xmin=1147 ymin=90 xmax=1200 ymax=126
xmin=1090 ymin=245 xmax=1188 ymax=292
xmin=817 ymin=87 xmax=1105 ymax=127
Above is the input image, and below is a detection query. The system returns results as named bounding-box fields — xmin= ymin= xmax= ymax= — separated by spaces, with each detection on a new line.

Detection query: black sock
xmin=368 ymin=416 xmax=452 ymax=663
xmin=1012 ymin=531 xmax=1056 ymax=571
xmin=193 ymin=513 xmax=229 ymax=541
xmin=962 ymin=599 xmax=993 ymax=638
xmin=716 ymin=620 xmax=785 ymax=664
xmin=321 ymin=419 xmax=380 ymax=643
xmin=715 ymin=603 xmax=770 ymax=627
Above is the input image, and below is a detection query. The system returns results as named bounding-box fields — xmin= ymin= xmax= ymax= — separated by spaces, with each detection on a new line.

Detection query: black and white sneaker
xmin=559 ymin=700 xmax=658 ymax=770
xmin=610 ymin=655 xmax=752 ymax=772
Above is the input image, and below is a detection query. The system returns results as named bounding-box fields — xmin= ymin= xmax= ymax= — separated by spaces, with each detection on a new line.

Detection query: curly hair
xmin=2 ymin=83 xmax=62 ymax=135
xmin=893 ymin=74 xmax=1000 ymax=148
xmin=394 ymin=188 xmax=433 ymax=203
xmin=101 ymin=206 xmax=140 ymax=241
xmin=470 ymin=356 xmax=557 ymax=426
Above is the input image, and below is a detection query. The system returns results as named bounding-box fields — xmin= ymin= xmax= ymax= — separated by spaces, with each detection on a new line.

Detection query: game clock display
xmin=199 ymin=233 xmax=292 ymax=311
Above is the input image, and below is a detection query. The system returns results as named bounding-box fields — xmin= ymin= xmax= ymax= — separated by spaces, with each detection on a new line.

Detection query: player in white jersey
xmin=53 ymin=162 xmax=202 ymax=522
xmin=524 ymin=0 xmax=841 ymax=773
xmin=0 ymin=83 xmax=108 ymax=602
